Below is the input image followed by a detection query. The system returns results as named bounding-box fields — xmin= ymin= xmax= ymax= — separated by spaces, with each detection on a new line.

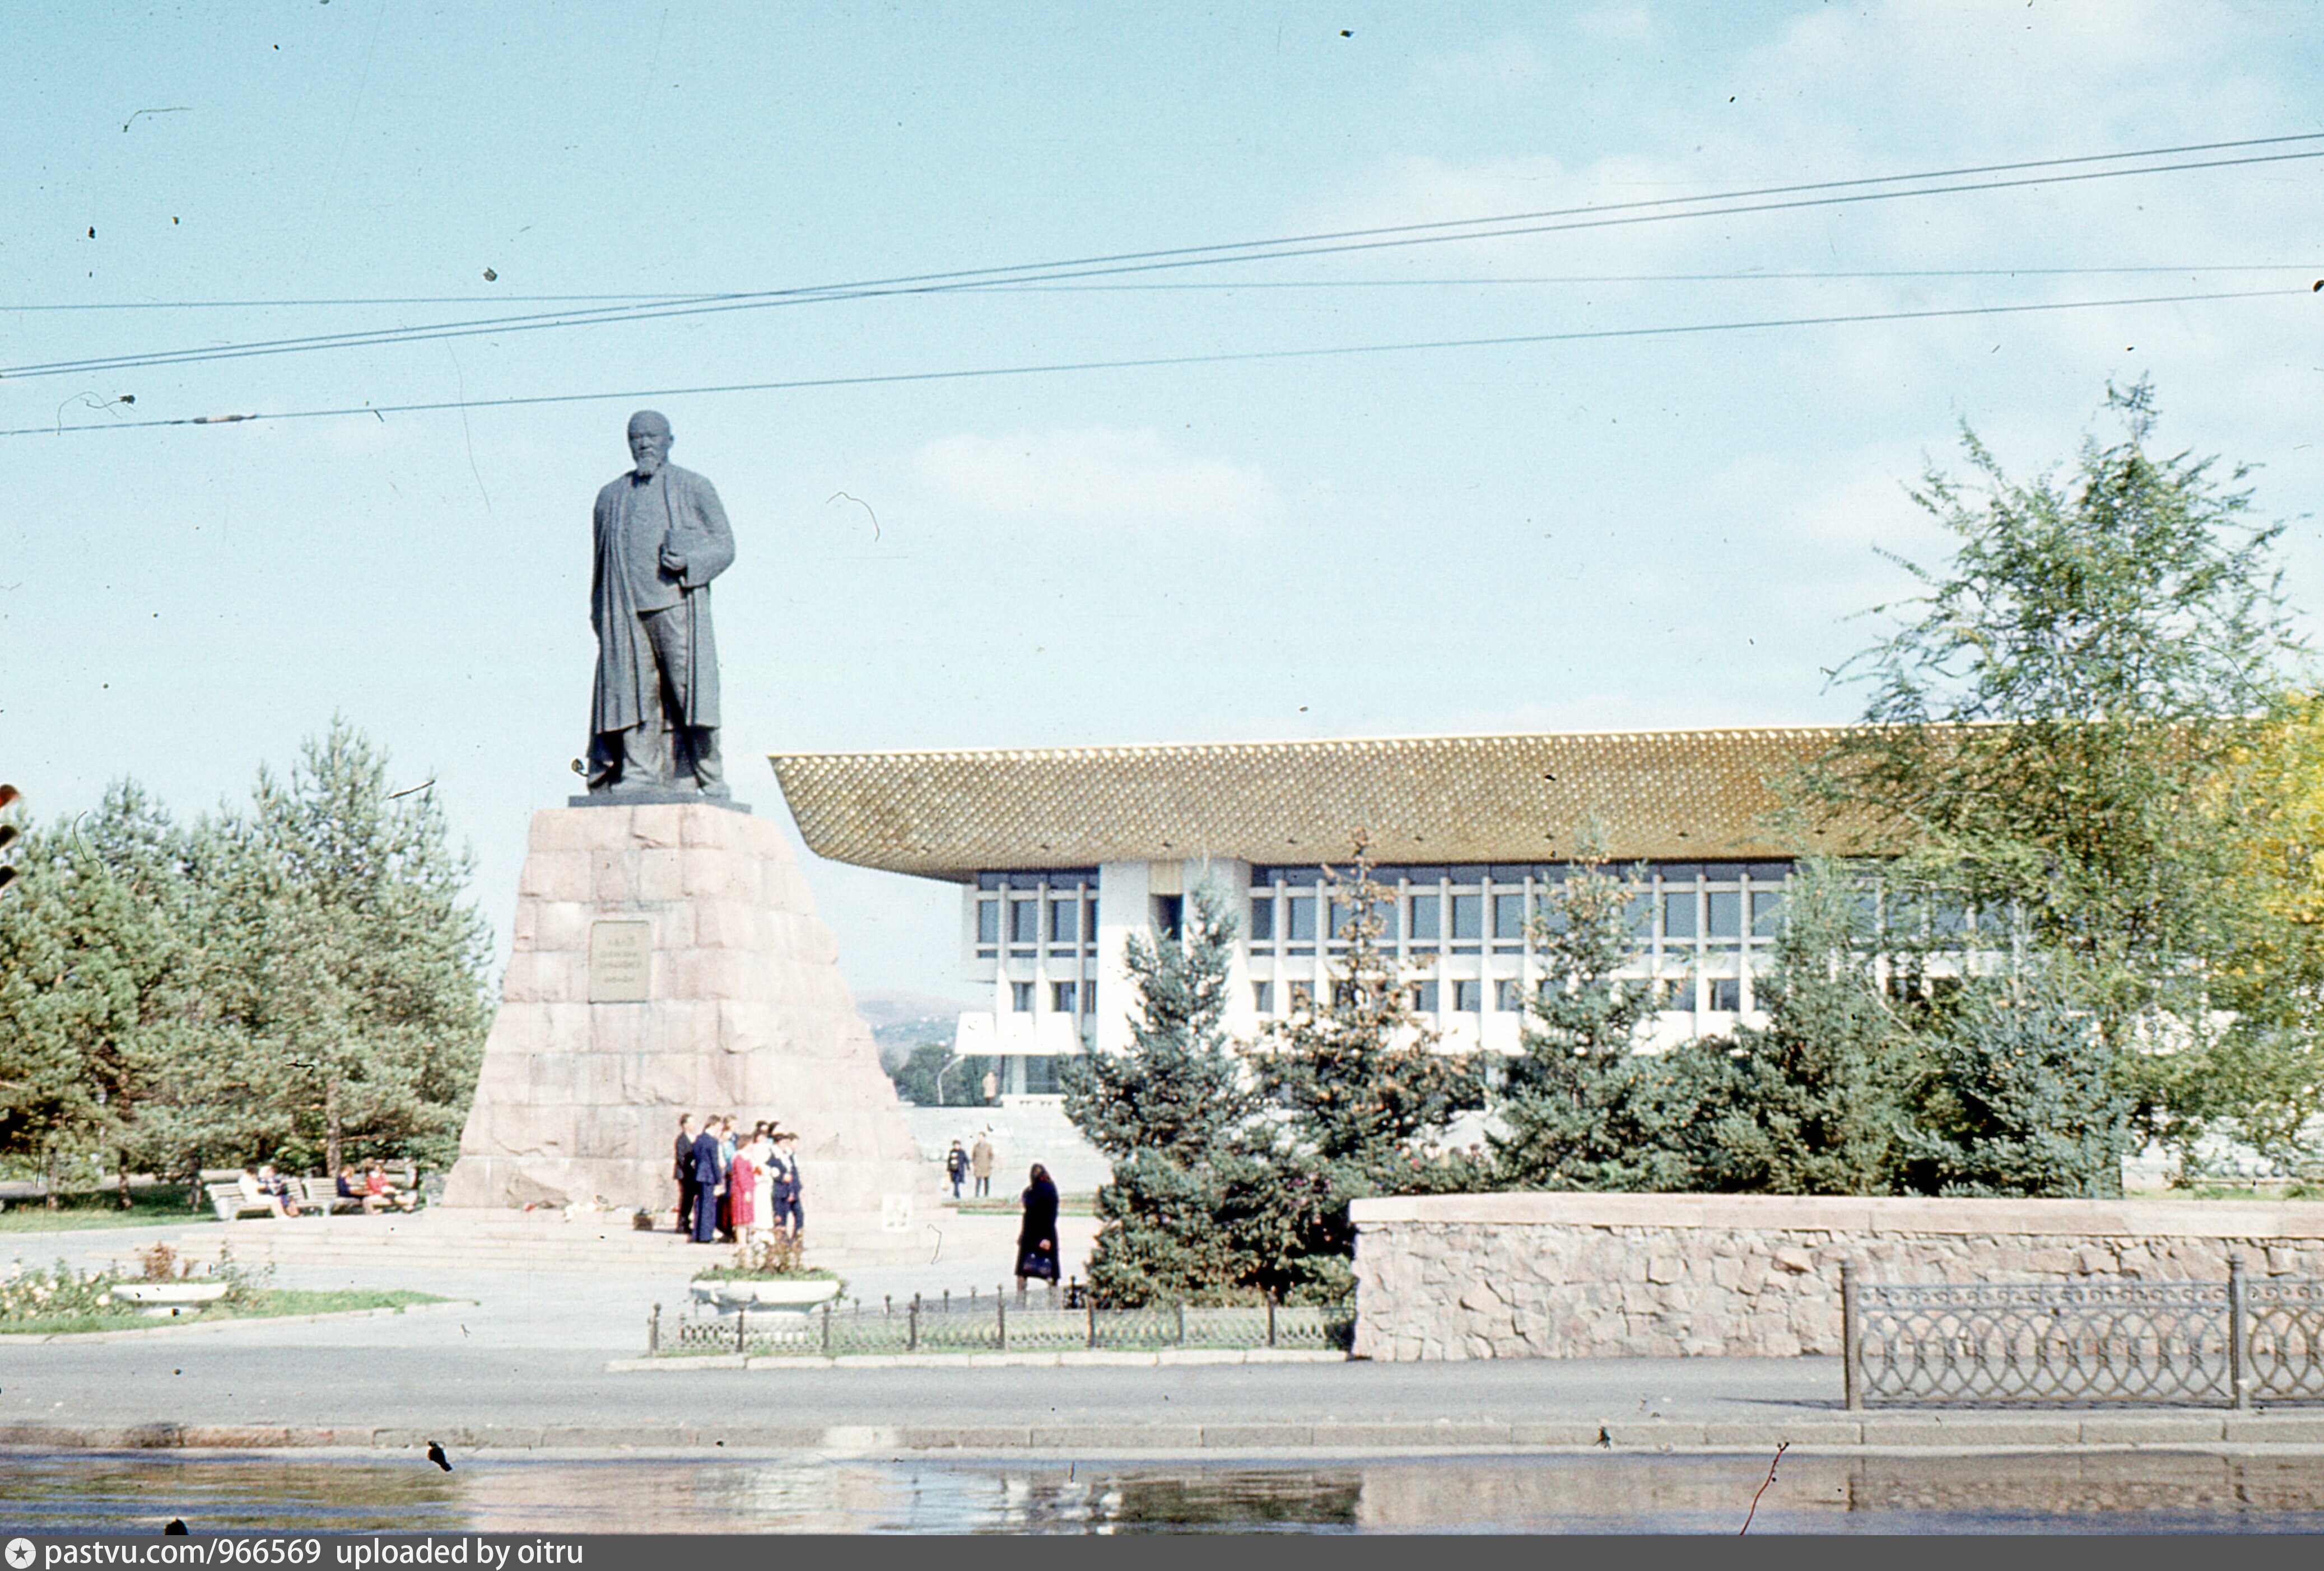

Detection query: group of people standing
xmin=673 ymin=1113 xmax=802 ymax=1247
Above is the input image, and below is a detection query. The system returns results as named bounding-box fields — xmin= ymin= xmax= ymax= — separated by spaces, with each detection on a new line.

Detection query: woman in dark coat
xmin=1015 ymin=1162 xmax=1061 ymax=1302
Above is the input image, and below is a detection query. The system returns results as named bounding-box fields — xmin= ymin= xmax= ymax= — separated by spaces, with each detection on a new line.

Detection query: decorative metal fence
xmin=1843 ymin=1260 xmax=2324 ymax=1409
xmin=651 ymin=1288 xmax=1354 ymax=1359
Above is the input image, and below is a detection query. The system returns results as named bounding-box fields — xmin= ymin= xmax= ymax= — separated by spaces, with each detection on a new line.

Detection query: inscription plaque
xmin=588 ymin=919 xmax=652 ymax=1003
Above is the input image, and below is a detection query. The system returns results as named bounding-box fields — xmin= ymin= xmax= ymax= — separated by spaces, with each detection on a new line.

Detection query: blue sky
xmin=7 ymin=2 xmax=2321 ymax=1003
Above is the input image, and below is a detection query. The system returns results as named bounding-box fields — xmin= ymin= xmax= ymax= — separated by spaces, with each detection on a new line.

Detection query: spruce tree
xmin=1693 ymin=861 xmax=1908 ymax=1194
xmin=1061 ymin=882 xmax=1266 ymax=1304
xmin=1493 ymin=855 xmax=1700 ymax=1189
xmin=1249 ymin=849 xmax=1486 ymax=1298
xmin=1898 ymin=969 xmax=2130 ymax=1197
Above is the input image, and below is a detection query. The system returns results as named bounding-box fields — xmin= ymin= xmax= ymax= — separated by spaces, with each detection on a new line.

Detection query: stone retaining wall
xmin=1346 ymin=1193 xmax=2324 ymax=1361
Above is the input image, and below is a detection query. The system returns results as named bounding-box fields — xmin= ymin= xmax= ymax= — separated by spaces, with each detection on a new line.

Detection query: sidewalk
xmin=4 ymin=1221 xmax=2322 ymax=1460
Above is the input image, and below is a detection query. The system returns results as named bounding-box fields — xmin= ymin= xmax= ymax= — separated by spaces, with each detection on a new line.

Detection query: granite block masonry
xmin=441 ymin=803 xmax=943 ymax=1260
xmin=1347 ymin=1192 xmax=2324 ymax=1361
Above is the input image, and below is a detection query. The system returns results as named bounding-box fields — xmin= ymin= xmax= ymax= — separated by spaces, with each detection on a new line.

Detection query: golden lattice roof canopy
xmin=766 ymin=728 xmax=1877 ymax=883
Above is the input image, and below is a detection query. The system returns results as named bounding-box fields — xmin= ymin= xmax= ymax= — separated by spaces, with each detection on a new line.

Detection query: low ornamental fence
xmin=650 ymin=1286 xmax=1354 ymax=1359
xmin=1842 ymin=1260 xmax=2324 ymax=1409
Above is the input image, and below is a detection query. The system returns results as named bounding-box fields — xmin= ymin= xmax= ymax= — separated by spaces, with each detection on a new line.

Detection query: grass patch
xmin=2172 ymin=1182 xmax=2324 ymax=1201
xmin=950 ymin=1195 xmax=1096 ymax=1217
xmin=0 ymin=1190 xmax=217 ymax=1234
xmin=0 ymin=1288 xmax=449 ymax=1337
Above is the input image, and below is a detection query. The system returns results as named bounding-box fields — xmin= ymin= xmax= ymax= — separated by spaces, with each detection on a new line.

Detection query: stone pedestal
xmin=441 ymin=804 xmax=942 ymax=1264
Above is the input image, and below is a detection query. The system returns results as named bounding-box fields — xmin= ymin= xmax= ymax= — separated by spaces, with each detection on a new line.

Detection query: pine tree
xmin=204 ymin=720 xmax=495 ymax=1173
xmin=1061 ymin=882 xmax=1266 ymax=1304
xmin=0 ymin=799 xmax=180 ymax=1200
xmin=0 ymin=729 xmax=494 ymax=1187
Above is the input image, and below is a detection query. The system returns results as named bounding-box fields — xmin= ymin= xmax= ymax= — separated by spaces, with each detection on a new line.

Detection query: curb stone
xmin=608 ymin=1349 xmax=1349 ymax=1372
xmin=6 ymin=1413 xmax=2324 ymax=1456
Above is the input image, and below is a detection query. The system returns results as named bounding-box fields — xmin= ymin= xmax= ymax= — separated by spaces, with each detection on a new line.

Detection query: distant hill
xmin=856 ymin=990 xmax=973 ymax=1074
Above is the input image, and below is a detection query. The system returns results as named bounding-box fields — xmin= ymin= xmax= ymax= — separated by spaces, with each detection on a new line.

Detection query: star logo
xmin=6 ymin=1537 xmax=36 ymax=1569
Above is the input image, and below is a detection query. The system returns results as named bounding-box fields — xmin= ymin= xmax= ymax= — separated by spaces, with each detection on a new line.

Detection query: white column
xmin=1190 ymin=858 xmax=1256 ymax=1042
xmin=1093 ymin=859 xmax=1151 ymax=1055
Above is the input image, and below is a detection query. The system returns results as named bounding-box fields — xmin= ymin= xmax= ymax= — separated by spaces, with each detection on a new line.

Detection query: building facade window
xmin=972 ymin=859 xmax=1811 ymax=1048
xmin=1753 ymin=888 xmax=1785 ymax=937
xmin=1663 ymin=887 xmax=1698 ymax=941
xmin=1229 ymin=860 xmax=1802 ymax=1027
xmin=1409 ymin=893 xmax=1441 ymax=940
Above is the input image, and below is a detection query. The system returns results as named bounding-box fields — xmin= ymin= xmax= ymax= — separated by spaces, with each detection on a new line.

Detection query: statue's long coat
xmin=590 ymin=463 xmax=735 ymax=736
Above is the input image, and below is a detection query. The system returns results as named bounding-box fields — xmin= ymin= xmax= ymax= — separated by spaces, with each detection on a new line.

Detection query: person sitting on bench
xmin=247 ymin=1164 xmax=301 ymax=1218
xmin=365 ymin=1159 xmax=418 ymax=1212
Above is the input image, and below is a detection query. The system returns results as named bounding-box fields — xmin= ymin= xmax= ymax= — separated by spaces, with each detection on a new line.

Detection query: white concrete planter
xmin=114 ymin=1281 xmax=230 ymax=1318
xmin=690 ymin=1279 xmax=841 ymax=1311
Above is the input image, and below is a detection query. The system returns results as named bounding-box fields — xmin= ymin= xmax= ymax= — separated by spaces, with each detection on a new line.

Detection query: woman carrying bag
xmin=1015 ymin=1162 xmax=1061 ymax=1304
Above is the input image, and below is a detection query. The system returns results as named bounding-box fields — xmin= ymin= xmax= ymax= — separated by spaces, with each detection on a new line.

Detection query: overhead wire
xmin=2 ymin=292 xmax=726 ymax=310
xmin=5 ymin=133 xmax=2321 ymax=384
xmin=7 ymin=264 xmax=2311 ymax=313
xmin=971 ymin=264 xmax=2320 ymax=292
xmin=4 ymin=285 xmax=2299 ymax=440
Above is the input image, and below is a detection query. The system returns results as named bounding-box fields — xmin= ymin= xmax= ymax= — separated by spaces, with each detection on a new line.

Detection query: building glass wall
xmin=972 ymin=869 xmax=1101 ymax=1049
xmin=959 ymin=858 xmax=1818 ymax=1064
xmin=1242 ymin=860 xmax=1796 ymax=1026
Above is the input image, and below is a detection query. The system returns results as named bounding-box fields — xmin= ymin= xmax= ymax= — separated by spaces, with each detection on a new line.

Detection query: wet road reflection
xmin=7 ymin=1451 xmax=2324 ymax=1533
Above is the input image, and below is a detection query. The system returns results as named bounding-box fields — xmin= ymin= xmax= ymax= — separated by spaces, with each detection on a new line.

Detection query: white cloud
xmin=1575 ymin=6 xmax=1657 ymax=45
xmin=1416 ymin=33 xmax=1551 ymax=97
xmin=911 ymin=427 xmax=1280 ymax=530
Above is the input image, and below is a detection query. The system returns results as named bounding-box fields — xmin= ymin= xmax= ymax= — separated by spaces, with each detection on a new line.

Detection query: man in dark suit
xmin=672 ymin=1114 xmax=698 ymax=1237
xmin=690 ymin=1116 xmax=726 ymax=1244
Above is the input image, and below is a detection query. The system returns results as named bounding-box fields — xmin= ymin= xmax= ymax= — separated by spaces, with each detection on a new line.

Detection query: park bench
xmin=204 ymin=1182 xmax=279 ymax=1223
xmin=300 ymin=1177 xmax=364 ymax=1214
